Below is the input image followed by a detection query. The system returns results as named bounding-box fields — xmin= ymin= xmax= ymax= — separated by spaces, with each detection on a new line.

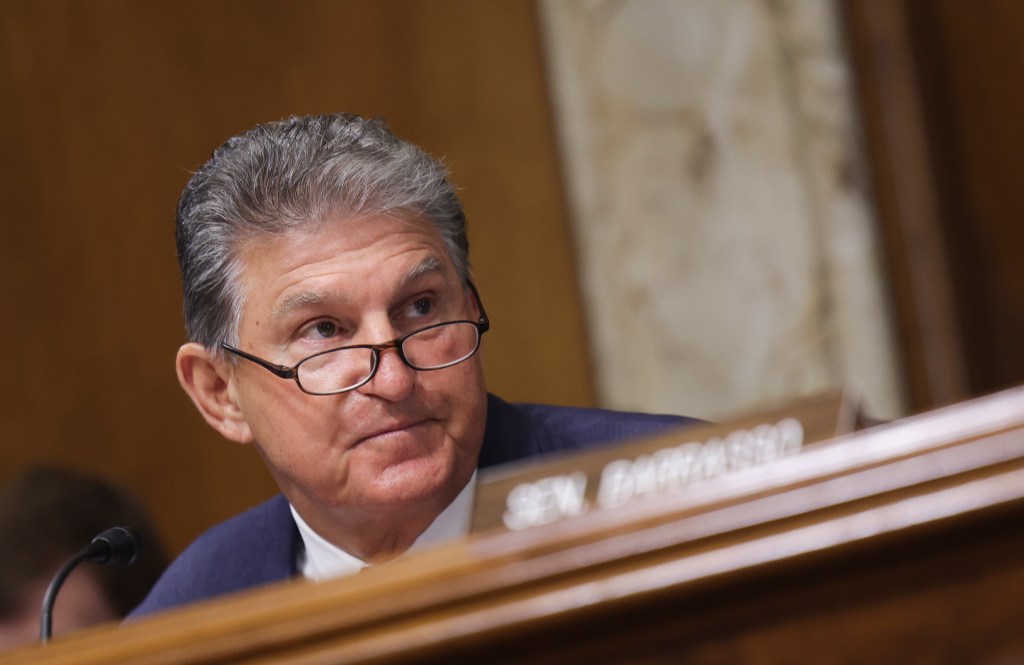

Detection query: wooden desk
xmin=7 ymin=386 xmax=1024 ymax=664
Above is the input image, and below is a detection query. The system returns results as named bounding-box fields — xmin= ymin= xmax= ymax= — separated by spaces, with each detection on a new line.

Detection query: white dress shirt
xmin=291 ymin=472 xmax=477 ymax=582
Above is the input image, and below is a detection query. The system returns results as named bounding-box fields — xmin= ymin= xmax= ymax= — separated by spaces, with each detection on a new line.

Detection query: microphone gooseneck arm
xmin=39 ymin=547 xmax=93 ymax=644
xmin=39 ymin=526 xmax=143 ymax=644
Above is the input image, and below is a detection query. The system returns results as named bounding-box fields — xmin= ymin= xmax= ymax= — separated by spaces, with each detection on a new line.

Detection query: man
xmin=131 ymin=113 xmax=696 ymax=617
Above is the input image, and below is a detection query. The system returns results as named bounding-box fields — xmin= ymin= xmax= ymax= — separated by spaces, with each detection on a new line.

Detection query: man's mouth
xmin=355 ymin=419 xmax=431 ymax=446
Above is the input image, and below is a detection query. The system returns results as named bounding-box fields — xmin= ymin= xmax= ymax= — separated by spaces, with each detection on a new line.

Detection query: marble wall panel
xmin=539 ymin=0 xmax=905 ymax=420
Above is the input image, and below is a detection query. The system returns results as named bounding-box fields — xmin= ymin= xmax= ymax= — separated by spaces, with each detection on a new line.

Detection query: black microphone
xmin=39 ymin=526 xmax=144 ymax=644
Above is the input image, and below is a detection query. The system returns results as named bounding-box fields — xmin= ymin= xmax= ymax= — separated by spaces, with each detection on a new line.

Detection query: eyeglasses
xmin=221 ymin=282 xmax=489 ymax=395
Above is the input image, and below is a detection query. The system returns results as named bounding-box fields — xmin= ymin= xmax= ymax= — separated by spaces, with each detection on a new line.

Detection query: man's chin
xmin=359 ymin=453 xmax=457 ymax=505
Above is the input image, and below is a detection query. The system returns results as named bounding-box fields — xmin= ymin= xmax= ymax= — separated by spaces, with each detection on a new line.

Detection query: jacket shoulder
xmin=517 ymin=401 xmax=699 ymax=449
xmin=481 ymin=393 xmax=699 ymax=467
xmin=128 ymin=494 xmax=297 ymax=619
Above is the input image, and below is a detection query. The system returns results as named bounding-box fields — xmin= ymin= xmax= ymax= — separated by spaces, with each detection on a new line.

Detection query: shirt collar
xmin=291 ymin=471 xmax=478 ymax=582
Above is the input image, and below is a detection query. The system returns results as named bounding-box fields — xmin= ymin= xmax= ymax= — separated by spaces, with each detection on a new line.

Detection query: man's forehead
xmin=236 ymin=211 xmax=451 ymax=287
xmin=270 ymin=254 xmax=450 ymax=317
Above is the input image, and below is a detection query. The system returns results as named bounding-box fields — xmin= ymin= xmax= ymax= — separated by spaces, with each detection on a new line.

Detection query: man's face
xmin=224 ymin=213 xmax=487 ymax=542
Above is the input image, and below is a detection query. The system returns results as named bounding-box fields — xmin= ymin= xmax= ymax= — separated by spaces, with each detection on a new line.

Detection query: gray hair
xmin=175 ymin=113 xmax=470 ymax=352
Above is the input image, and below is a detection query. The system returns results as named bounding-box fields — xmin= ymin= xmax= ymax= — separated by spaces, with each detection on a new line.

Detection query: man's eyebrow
xmin=397 ymin=255 xmax=447 ymax=291
xmin=272 ymin=256 xmax=449 ymax=317
xmin=273 ymin=291 xmax=343 ymax=317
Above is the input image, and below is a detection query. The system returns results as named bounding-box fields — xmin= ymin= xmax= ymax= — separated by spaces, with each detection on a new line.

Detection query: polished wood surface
xmin=6 ymin=386 xmax=1024 ymax=664
xmin=0 ymin=1 xmax=592 ymax=554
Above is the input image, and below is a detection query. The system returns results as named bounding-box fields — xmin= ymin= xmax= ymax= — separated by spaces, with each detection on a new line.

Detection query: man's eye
xmin=313 ymin=321 xmax=338 ymax=338
xmin=410 ymin=298 xmax=433 ymax=317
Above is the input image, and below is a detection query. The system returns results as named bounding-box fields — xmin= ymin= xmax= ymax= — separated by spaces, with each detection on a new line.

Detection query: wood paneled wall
xmin=0 ymin=1 xmax=593 ymax=554
xmin=905 ymin=0 xmax=1024 ymax=396
xmin=845 ymin=0 xmax=1024 ymax=411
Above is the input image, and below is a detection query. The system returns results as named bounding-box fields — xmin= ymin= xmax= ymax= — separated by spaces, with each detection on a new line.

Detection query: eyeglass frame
xmin=220 ymin=281 xmax=490 ymax=396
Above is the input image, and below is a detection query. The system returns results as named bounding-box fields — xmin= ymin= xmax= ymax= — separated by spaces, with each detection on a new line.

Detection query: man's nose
xmin=358 ymin=344 xmax=416 ymax=401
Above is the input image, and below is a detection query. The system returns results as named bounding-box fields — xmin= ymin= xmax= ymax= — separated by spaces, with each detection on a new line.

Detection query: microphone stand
xmin=39 ymin=526 xmax=142 ymax=644
xmin=39 ymin=547 xmax=95 ymax=644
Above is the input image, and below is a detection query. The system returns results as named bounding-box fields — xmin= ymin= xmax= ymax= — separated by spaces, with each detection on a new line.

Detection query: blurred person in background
xmin=0 ymin=465 xmax=168 ymax=649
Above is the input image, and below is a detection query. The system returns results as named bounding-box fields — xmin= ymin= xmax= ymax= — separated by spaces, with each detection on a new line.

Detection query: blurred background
xmin=1 ymin=0 xmax=1022 ymax=558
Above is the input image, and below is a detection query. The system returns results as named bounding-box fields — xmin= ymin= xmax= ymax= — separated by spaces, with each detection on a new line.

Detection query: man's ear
xmin=176 ymin=343 xmax=253 ymax=444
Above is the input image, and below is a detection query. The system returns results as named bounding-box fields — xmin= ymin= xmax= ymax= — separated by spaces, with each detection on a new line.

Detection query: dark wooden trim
xmin=841 ymin=0 xmax=969 ymax=411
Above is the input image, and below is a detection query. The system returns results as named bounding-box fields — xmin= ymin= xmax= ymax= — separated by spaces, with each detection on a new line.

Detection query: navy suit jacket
xmin=130 ymin=394 xmax=695 ymax=618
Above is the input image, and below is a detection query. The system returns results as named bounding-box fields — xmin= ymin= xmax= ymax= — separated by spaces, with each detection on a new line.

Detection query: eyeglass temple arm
xmin=466 ymin=280 xmax=490 ymax=331
xmin=221 ymin=343 xmax=297 ymax=379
